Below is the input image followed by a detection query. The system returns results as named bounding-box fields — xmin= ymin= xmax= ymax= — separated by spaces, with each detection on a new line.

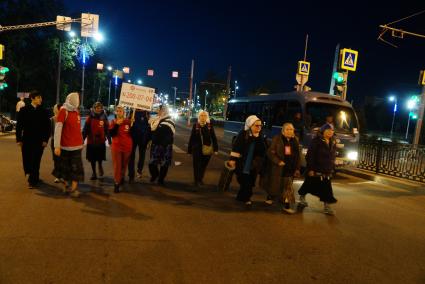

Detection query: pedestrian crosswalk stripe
xmin=173 ymin=144 xmax=186 ymax=154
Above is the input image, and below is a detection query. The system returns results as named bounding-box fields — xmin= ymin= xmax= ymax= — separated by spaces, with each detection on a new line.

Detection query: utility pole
xmin=329 ymin=44 xmax=340 ymax=95
xmin=172 ymin=87 xmax=177 ymax=109
xmin=413 ymin=84 xmax=425 ymax=145
xmin=187 ymin=59 xmax=194 ymax=126
xmin=55 ymin=42 xmax=62 ymax=104
xmin=224 ymin=66 xmax=231 ymax=120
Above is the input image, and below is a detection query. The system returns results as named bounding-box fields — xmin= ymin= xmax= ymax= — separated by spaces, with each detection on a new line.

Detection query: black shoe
xmin=120 ymin=178 xmax=125 ymax=185
xmin=199 ymin=180 xmax=204 ymax=186
xmin=114 ymin=183 xmax=120 ymax=193
xmin=98 ymin=166 xmax=104 ymax=177
xmin=90 ymin=174 xmax=97 ymax=181
xmin=157 ymin=180 xmax=165 ymax=186
xmin=150 ymin=176 xmax=157 ymax=183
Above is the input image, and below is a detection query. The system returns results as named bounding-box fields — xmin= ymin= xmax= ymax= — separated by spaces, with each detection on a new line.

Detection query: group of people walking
xmin=16 ymin=91 xmax=338 ymax=215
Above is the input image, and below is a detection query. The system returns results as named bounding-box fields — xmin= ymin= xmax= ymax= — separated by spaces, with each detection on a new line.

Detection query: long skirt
xmin=298 ymin=176 xmax=337 ymax=204
xmin=59 ymin=149 xmax=84 ymax=182
xmin=86 ymin=143 xmax=106 ymax=162
xmin=149 ymin=144 xmax=172 ymax=167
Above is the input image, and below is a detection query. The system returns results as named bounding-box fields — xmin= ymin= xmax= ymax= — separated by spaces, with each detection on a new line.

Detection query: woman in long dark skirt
xmin=228 ymin=115 xmax=267 ymax=206
xmin=187 ymin=110 xmax=218 ymax=188
xmin=82 ymin=102 xmax=110 ymax=180
xmin=148 ymin=105 xmax=175 ymax=185
xmin=298 ymin=123 xmax=338 ymax=215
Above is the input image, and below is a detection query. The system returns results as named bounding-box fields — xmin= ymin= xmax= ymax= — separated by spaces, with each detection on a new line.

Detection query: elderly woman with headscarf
xmin=298 ymin=123 xmax=338 ymax=215
xmin=82 ymin=102 xmax=110 ymax=180
xmin=54 ymin=92 xmax=84 ymax=197
xmin=262 ymin=122 xmax=301 ymax=213
xmin=148 ymin=105 xmax=175 ymax=185
xmin=187 ymin=110 xmax=218 ymax=188
xmin=227 ymin=115 xmax=267 ymax=206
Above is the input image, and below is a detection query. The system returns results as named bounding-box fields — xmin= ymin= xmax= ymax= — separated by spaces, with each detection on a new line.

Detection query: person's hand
xmin=278 ymin=161 xmax=285 ymax=166
xmin=54 ymin=147 xmax=61 ymax=156
xmin=294 ymin=170 xmax=301 ymax=178
xmin=17 ymin=142 xmax=23 ymax=147
xmin=42 ymin=142 xmax=47 ymax=147
xmin=214 ymin=152 xmax=218 ymax=155
xmin=308 ymin=170 xmax=315 ymax=177
xmin=227 ymin=160 xmax=236 ymax=168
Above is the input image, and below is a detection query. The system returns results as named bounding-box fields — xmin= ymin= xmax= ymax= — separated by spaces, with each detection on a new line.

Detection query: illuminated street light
xmin=388 ymin=95 xmax=398 ymax=137
xmin=137 ymin=79 xmax=142 ymax=85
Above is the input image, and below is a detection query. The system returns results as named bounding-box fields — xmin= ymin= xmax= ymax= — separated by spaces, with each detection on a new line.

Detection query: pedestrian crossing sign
xmin=340 ymin=48 xmax=358 ymax=71
xmin=298 ymin=61 xmax=310 ymax=75
xmin=420 ymin=70 xmax=425 ymax=86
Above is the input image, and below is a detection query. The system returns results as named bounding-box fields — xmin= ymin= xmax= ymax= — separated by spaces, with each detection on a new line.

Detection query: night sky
xmin=63 ymin=1 xmax=425 ymax=104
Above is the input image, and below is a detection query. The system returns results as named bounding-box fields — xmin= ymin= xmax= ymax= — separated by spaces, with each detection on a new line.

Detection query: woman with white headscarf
xmin=148 ymin=105 xmax=175 ymax=185
xmin=187 ymin=110 xmax=218 ymax=188
xmin=227 ymin=115 xmax=267 ymax=206
xmin=54 ymin=92 xmax=84 ymax=197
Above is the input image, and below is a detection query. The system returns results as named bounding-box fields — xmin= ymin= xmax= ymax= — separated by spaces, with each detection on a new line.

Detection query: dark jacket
xmin=187 ymin=123 xmax=218 ymax=154
xmin=306 ymin=135 xmax=336 ymax=175
xmin=131 ymin=110 xmax=151 ymax=144
xmin=16 ymin=104 xmax=50 ymax=144
xmin=151 ymin=116 xmax=175 ymax=147
xmin=230 ymin=130 xmax=267 ymax=175
xmin=269 ymin=134 xmax=301 ymax=176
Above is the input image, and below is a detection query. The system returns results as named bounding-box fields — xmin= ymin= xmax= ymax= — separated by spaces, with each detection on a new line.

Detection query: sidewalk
xmin=339 ymin=166 xmax=424 ymax=191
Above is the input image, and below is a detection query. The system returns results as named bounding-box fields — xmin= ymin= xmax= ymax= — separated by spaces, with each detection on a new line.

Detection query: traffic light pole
xmin=412 ymin=85 xmax=425 ymax=145
xmin=342 ymin=71 xmax=348 ymax=101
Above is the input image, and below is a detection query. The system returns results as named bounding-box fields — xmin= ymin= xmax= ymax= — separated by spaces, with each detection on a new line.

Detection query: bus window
xmin=227 ymin=103 xmax=247 ymax=122
xmin=262 ymin=103 xmax=273 ymax=129
xmin=305 ymin=102 xmax=358 ymax=133
xmin=286 ymin=100 xmax=302 ymax=123
xmin=272 ymin=100 xmax=287 ymax=126
xmin=247 ymin=103 xmax=263 ymax=119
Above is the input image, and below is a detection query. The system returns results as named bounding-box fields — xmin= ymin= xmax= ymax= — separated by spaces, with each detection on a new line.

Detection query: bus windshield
xmin=305 ymin=102 xmax=358 ymax=133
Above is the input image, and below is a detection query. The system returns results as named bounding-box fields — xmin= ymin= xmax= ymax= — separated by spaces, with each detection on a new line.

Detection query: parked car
xmin=0 ymin=114 xmax=15 ymax=132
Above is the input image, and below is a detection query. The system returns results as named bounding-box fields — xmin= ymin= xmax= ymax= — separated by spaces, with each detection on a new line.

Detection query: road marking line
xmin=173 ymin=144 xmax=186 ymax=154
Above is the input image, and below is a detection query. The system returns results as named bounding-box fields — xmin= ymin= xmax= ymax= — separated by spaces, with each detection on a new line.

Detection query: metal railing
xmin=357 ymin=138 xmax=425 ymax=183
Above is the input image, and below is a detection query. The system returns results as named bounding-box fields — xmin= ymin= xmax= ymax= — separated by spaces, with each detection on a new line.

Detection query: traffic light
xmin=0 ymin=66 xmax=9 ymax=90
xmin=409 ymin=112 xmax=418 ymax=120
xmin=333 ymin=71 xmax=345 ymax=96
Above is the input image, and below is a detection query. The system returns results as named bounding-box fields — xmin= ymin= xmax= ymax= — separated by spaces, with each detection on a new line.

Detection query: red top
xmin=109 ymin=118 xmax=133 ymax=153
xmin=85 ymin=116 xmax=108 ymax=145
xmin=57 ymin=108 xmax=83 ymax=148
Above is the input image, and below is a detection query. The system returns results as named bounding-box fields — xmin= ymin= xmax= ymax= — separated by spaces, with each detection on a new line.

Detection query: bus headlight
xmin=347 ymin=151 xmax=358 ymax=161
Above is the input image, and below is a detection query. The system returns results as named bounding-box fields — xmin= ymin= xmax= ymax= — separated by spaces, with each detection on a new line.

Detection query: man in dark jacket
xmin=128 ymin=109 xmax=150 ymax=182
xmin=16 ymin=91 xmax=51 ymax=188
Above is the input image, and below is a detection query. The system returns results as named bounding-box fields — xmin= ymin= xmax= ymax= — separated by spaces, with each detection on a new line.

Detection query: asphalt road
xmin=0 ymin=121 xmax=424 ymax=284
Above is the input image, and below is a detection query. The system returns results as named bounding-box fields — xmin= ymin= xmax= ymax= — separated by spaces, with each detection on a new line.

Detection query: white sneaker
xmin=54 ymin=178 xmax=60 ymax=183
xmin=70 ymin=190 xmax=80 ymax=198
xmin=283 ymin=208 xmax=296 ymax=214
xmin=264 ymin=199 xmax=273 ymax=205
xmin=299 ymin=195 xmax=308 ymax=207
xmin=245 ymin=201 xmax=252 ymax=206
xmin=324 ymin=205 xmax=335 ymax=215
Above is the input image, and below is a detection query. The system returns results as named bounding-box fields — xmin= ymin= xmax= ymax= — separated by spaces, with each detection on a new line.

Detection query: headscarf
xmin=320 ymin=123 xmax=334 ymax=133
xmin=150 ymin=105 xmax=171 ymax=131
xmin=197 ymin=110 xmax=210 ymax=126
xmin=63 ymin=92 xmax=79 ymax=111
xmin=244 ymin=115 xmax=260 ymax=131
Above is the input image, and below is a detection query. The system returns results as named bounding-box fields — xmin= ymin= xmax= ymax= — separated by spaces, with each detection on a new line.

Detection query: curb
xmin=339 ymin=168 xmax=424 ymax=191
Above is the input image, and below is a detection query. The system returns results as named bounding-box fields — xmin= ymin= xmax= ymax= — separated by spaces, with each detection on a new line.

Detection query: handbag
xmin=200 ymin=127 xmax=214 ymax=155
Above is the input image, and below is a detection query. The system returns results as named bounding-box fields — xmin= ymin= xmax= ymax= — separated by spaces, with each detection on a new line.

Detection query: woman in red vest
xmin=83 ymin=102 xmax=111 ymax=180
xmin=109 ymin=105 xmax=133 ymax=193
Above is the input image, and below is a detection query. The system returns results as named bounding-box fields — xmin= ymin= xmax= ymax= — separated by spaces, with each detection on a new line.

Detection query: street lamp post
xmin=389 ymin=96 xmax=397 ymax=138
xmin=107 ymin=66 xmax=112 ymax=108
xmin=172 ymin=87 xmax=177 ymax=109
xmin=406 ymin=99 xmax=417 ymax=140
xmin=234 ymin=80 xmax=238 ymax=98
xmin=205 ymin=90 xmax=208 ymax=110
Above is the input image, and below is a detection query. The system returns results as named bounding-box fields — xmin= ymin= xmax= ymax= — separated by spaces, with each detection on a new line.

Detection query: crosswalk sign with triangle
xmin=340 ymin=48 xmax=358 ymax=71
xmin=298 ymin=61 xmax=310 ymax=75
